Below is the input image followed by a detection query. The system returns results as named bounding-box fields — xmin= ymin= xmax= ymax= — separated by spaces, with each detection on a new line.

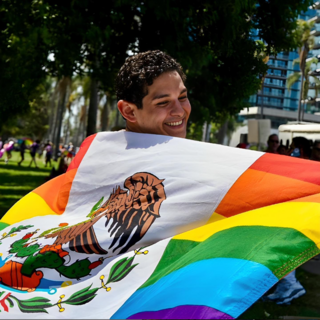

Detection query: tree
xmin=0 ymin=78 xmax=53 ymax=140
xmin=0 ymin=0 xmax=315 ymax=140
xmin=287 ymin=19 xmax=316 ymax=121
xmin=0 ymin=1 xmax=48 ymax=129
xmin=135 ymin=0 xmax=314 ymax=125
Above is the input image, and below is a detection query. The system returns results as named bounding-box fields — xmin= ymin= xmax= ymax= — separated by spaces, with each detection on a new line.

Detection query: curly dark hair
xmin=116 ymin=50 xmax=186 ymax=109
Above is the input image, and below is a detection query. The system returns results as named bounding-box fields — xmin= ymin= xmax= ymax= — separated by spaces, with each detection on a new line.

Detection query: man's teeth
xmin=166 ymin=120 xmax=183 ymax=126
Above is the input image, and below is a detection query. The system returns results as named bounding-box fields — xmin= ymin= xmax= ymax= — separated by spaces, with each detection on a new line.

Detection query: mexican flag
xmin=0 ymin=131 xmax=319 ymax=319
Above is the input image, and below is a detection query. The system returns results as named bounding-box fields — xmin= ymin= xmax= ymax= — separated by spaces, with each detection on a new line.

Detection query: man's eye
xmin=179 ymin=96 xmax=187 ymax=100
xmin=157 ymin=101 xmax=168 ymax=106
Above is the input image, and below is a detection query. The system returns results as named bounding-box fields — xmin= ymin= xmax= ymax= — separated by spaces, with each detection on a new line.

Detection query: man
xmin=266 ymin=134 xmax=279 ymax=154
xmin=116 ymin=51 xmax=307 ymax=307
xmin=116 ymin=50 xmax=191 ymax=138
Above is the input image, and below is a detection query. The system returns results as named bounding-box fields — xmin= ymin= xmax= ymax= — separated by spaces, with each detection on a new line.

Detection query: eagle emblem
xmin=45 ymin=172 xmax=166 ymax=255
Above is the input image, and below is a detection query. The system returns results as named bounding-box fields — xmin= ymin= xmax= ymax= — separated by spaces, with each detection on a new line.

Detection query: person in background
xmin=17 ymin=140 xmax=26 ymax=166
xmin=66 ymin=142 xmax=75 ymax=164
xmin=0 ymin=137 xmax=3 ymax=150
xmin=44 ymin=142 xmax=53 ymax=167
xmin=29 ymin=140 xmax=40 ymax=168
xmin=311 ymin=140 xmax=320 ymax=162
xmin=287 ymin=136 xmax=311 ymax=159
xmin=37 ymin=142 xmax=44 ymax=159
xmin=236 ymin=143 xmax=250 ymax=149
xmin=277 ymin=144 xmax=288 ymax=156
xmin=46 ymin=154 xmax=68 ymax=181
xmin=4 ymin=140 xmax=14 ymax=164
xmin=266 ymin=134 xmax=279 ymax=154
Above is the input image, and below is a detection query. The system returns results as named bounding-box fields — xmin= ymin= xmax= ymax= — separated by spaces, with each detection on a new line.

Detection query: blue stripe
xmin=111 ymin=258 xmax=278 ymax=319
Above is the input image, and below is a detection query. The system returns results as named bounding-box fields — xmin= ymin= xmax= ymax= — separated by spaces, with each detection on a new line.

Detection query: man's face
xmin=268 ymin=135 xmax=279 ymax=152
xmin=131 ymin=71 xmax=191 ymax=138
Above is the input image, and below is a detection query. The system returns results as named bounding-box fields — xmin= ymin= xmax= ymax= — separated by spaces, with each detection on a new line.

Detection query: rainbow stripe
xmin=112 ymin=153 xmax=320 ymax=319
xmin=1 ymin=134 xmax=320 ymax=319
xmin=1 ymin=134 xmax=96 ymax=226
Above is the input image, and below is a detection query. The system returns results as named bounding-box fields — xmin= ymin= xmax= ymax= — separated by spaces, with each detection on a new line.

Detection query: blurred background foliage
xmin=0 ymin=0 xmax=314 ymax=149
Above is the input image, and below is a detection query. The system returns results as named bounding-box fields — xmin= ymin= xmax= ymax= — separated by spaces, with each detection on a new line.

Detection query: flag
xmin=0 ymin=131 xmax=319 ymax=319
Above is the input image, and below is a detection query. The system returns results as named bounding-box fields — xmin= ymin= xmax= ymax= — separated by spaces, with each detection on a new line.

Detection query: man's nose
xmin=170 ymin=99 xmax=184 ymax=116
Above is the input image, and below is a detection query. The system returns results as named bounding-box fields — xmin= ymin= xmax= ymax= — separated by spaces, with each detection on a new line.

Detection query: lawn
xmin=0 ymin=151 xmax=54 ymax=219
xmin=0 ymin=151 xmax=319 ymax=319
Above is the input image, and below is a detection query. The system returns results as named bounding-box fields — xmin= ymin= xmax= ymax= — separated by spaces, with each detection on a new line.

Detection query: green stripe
xmin=0 ymin=222 xmax=9 ymax=231
xmin=141 ymin=226 xmax=319 ymax=289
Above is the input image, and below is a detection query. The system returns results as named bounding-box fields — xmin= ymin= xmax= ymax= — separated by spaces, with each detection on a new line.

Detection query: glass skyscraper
xmin=240 ymin=6 xmax=320 ymax=129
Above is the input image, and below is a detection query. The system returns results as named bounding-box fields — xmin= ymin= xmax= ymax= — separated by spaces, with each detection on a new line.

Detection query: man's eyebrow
xmin=180 ymin=88 xmax=187 ymax=95
xmin=152 ymin=93 xmax=170 ymax=101
xmin=151 ymin=88 xmax=188 ymax=101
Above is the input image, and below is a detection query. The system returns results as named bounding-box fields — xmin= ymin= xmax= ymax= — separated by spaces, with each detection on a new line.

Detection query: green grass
xmin=0 ymin=151 xmax=55 ymax=218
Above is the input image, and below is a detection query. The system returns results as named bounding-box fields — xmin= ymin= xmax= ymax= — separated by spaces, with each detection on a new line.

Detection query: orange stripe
xmin=250 ymin=153 xmax=320 ymax=185
xmin=33 ymin=169 xmax=77 ymax=215
xmin=68 ymin=134 xmax=96 ymax=171
xmin=216 ymin=168 xmax=320 ymax=217
xmin=290 ymin=193 xmax=320 ymax=204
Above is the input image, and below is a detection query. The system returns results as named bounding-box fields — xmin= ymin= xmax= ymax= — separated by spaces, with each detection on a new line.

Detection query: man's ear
xmin=117 ymin=100 xmax=137 ymax=123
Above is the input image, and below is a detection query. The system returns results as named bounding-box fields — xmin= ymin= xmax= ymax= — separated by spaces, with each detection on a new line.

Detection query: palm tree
xmin=287 ymin=57 xmax=320 ymax=119
xmin=288 ymin=19 xmax=316 ymax=122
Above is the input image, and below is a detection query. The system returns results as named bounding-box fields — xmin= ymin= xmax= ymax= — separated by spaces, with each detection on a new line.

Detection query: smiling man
xmin=116 ymin=50 xmax=191 ymax=138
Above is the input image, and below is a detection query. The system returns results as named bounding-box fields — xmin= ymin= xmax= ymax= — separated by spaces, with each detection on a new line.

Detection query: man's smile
xmin=165 ymin=118 xmax=185 ymax=127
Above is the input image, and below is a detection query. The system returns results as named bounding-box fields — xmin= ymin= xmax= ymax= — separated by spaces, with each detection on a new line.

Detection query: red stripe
xmin=68 ymin=134 xmax=97 ymax=171
xmin=250 ymin=153 xmax=320 ymax=185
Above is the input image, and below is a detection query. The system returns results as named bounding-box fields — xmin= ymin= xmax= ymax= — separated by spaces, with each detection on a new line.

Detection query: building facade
xmin=240 ymin=6 xmax=320 ymax=130
xmin=229 ymin=5 xmax=320 ymax=147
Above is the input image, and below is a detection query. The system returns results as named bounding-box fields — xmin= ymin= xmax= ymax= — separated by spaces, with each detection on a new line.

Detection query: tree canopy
xmin=0 ymin=0 xmax=314 ymax=135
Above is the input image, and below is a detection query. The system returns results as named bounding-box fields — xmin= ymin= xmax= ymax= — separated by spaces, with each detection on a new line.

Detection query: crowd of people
xmin=265 ymin=133 xmax=320 ymax=161
xmin=237 ymin=134 xmax=320 ymax=162
xmin=0 ymin=137 xmax=76 ymax=181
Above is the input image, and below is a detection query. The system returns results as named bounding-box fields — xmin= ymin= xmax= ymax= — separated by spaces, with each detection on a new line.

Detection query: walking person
xmin=4 ymin=141 xmax=14 ymax=164
xmin=44 ymin=142 xmax=53 ymax=167
xmin=18 ymin=140 xmax=26 ymax=166
xmin=29 ymin=140 xmax=40 ymax=168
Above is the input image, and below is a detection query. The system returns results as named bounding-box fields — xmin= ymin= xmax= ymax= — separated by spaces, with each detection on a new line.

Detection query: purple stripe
xmin=127 ymin=305 xmax=234 ymax=319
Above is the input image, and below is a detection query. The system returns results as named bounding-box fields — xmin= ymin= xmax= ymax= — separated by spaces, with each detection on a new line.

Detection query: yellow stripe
xmin=205 ymin=212 xmax=226 ymax=224
xmin=174 ymin=202 xmax=320 ymax=248
xmin=1 ymin=192 xmax=58 ymax=225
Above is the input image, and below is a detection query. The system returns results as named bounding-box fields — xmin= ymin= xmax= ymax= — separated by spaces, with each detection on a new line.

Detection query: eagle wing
xmin=105 ymin=172 xmax=166 ymax=254
xmin=44 ymin=172 xmax=166 ymax=256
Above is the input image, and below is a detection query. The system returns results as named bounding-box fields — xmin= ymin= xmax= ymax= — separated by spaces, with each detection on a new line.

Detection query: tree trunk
xmin=217 ymin=121 xmax=228 ymax=145
xmin=54 ymin=77 xmax=69 ymax=160
xmin=115 ymin=107 xmax=120 ymax=127
xmin=48 ymin=82 xmax=59 ymax=142
xmin=86 ymin=78 xmax=99 ymax=137
xmin=101 ymin=93 xmax=109 ymax=132
xmin=298 ymin=72 xmax=304 ymax=122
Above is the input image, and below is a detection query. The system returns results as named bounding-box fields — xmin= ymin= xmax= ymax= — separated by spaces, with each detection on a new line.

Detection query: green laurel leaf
xmin=64 ymin=289 xmax=99 ymax=305
xmin=10 ymin=296 xmax=52 ymax=314
xmin=7 ymin=225 xmax=34 ymax=236
xmin=67 ymin=284 xmax=93 ymax=301
xmin=111 ymin=264 xmax=139 ymax=283
xmin=6 ymin=297 xmax=14 ymax=308
xmin=107 ymin=257 xmax=134 ymax=284
xmin=87 ymin=197 xmax=104 ymax=217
